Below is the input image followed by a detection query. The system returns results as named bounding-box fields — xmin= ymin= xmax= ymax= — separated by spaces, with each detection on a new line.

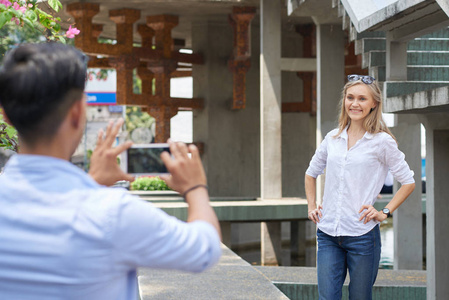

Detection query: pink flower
xmin=11 ymin=17 xmax=19 ymax=25
xmin=12 ymin=2 xmax=26 ymax=13
xmin=65 ymin=25 xmax=80 ymax=39
xmin=0 ymin=0 xmax=11 ymax=8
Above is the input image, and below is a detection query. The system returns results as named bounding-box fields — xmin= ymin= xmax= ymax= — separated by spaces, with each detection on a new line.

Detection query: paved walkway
xmin=138 ymin=244 xmax=288 ymax=300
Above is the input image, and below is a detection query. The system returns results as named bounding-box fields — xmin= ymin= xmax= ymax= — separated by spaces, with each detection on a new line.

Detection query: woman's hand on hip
xmin=308 ymin=205 xmax=323 ymax=224
xmin=359 ymin=205 xmax=387 ymax=224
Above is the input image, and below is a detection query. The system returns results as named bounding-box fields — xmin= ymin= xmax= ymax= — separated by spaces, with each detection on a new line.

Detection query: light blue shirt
xmin=0 ymin=155 xmax=221 ymax=300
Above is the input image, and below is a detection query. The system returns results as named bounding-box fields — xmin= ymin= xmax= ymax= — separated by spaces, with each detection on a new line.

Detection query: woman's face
xmin=344 ymin=84 xmax=377 ymax=123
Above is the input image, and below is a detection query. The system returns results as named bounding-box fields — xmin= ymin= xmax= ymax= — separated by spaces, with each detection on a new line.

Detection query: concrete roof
xmin=288 ymin=0 xmax=449 ymax=41
xmin=342 ymin=0 xmax=449 ymax=41
xmin=286 ymin=0 xmax=341 ymax=24
xmin=60 ymin=0 xmax=313 ymax=48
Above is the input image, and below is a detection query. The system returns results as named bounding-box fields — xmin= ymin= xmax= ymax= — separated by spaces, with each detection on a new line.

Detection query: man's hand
xmin=160 ymin=141 xmax=207 ymax=194
xmin=88 ymin=119 xmax=135 ymax=186
xmin=359 ymin=205 xmax=387 ymax=224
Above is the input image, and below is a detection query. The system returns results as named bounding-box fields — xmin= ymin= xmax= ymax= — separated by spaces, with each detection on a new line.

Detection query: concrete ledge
xmin=255 ymin=266 xmax=426 ymax=300
xmin=383 ymin=84 xmax=449 ymax=113
xmin=147 ymin=196 xmax=426 ymax=222
xmin=383 ymin=81 xmax=449 ymax=98
xmin=152 ymin=198 xmax=309 ymax=222
xmin=138 ymin=245 xmax=289 ymax=300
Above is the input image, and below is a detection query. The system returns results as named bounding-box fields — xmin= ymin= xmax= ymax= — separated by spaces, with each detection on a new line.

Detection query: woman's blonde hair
xmin=334 ymin=79 xmax=396 ymax=141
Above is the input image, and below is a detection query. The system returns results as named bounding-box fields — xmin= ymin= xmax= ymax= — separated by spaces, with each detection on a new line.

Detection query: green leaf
xmin=48 ymin=0 xmax=60 ymax=12
xmin=10 ymin=9 xmax=21 ymax=18
xmin=5 ymin=126 xmax=16 ymax=138
xmin=53 ymin=22 xmax=60 ymax=32
xmin=41 ymin=18 xmax=51 ymax=29
xmin=58 ymin=36 xmax=66 ymax=44
xmin=37 ymin=8 xmax=51 ymax=19
xmin=0 ymin=11 xmax=13 ymax=29
xmin=25 ymin=10 xmax=38 ymax=23
xmin=22 ymin=17 xmax=34 ymax=29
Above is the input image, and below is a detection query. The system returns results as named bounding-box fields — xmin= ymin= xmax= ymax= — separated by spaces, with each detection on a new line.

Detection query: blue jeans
xmin=317 ymin=226 xmax=381 ymax=300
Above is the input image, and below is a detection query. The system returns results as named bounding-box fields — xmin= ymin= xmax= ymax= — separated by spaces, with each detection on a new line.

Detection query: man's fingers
xmin=96 ymin=128 xmax=104 ymax=146
xmin=160 ymin=174 xmax=172 ymax=187
xmin=169 ymin=142 xmax=183 ymax=159
xmin=105 ymin=119 xmax=123 ymax=147
xmin=112 ymin=141 xmax=133 ymax=156
xmin=104 ymin=121 xmax=113 ymax=143
xmin=160 ymin=151 xmax=174 ymax=171
xmin=176 ymin=142 xmax=189 ymax=158
xmin=189 ymin=144 xmax=200 ymax=160
xmin=121 ymin=173 xmax=135 ymax=183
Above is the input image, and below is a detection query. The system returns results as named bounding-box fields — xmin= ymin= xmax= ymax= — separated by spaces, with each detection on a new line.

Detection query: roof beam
xmin=280 ymin=58 xmax=316 ymax=72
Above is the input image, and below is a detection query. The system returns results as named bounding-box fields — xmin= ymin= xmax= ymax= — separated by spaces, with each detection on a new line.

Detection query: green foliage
xmin=130 ymin=176 xmax=171 ymax=191
xmin=0 ymin=0 xmax=72 ymax=44
xmin=0 ymin=110 xmax=18 ymax=152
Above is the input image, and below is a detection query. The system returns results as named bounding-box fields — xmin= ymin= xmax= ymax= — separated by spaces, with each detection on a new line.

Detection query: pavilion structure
xmin=59 ymin=0 xmax=449 ymax=298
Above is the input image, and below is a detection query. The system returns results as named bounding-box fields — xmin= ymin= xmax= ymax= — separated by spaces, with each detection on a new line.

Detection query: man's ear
xmin=68 ymin=100 xmax=84 ymax=129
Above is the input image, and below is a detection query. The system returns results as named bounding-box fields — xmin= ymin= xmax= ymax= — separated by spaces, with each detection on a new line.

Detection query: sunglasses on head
xmin=347 ymin=74 xmax=376 ymax=84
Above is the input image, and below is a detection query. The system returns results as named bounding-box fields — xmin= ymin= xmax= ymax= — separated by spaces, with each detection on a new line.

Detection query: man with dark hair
xmin=0 ymin=43 xmax=221 ymax=299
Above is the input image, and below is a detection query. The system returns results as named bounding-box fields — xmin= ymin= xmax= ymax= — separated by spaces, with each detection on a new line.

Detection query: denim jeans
xmin=317 ymin=225 xmax=381 ymax=300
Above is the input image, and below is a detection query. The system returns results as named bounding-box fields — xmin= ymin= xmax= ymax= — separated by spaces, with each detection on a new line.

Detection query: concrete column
xmin=290 ymin=221 xmax=304 ymax=266
xmin=260 ymin=0 xmax=282 ymax=199
xmin=220 ymin=222 xmax=232 ymax=247
xmin=386 ymin=31 xmax=408 ymax=81
xmin=423 ymin=117 xmax=449 ymax=300
xmin=315 ymin=24 xmax=345 ymax=202
xmin=260 ymin=0 xmax=282 ymax=266
xmin=192 ymin=20 xmax=260 ymax=197
xmin=281 ymin=29 xmax=313 ymax=198
xmin=391 ymin=115 xmax=422 ymax=270
xmin=261 ymin=222 xmax=282 ymax=266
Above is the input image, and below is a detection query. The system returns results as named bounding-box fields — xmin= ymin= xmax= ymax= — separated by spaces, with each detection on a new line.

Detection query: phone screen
xmin=127 ymin=145 xmax=170 ymax=175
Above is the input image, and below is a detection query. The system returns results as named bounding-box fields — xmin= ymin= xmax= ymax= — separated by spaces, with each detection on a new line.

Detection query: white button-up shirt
xmin=0 ymin=155 xmax=221 ymax=300
xmin=306 ymin=127 xmax=415 ymax=237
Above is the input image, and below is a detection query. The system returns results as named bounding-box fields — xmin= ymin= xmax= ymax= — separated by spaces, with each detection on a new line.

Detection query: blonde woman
xmin=305 ymin=75 xmax=415 ymax=300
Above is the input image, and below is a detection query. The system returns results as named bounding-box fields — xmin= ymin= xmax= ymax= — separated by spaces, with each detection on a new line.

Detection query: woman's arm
xmin=359 ymin=182 xmax=415 ymax=224
xmin=305 ymin=174 xmax=322 ymax=224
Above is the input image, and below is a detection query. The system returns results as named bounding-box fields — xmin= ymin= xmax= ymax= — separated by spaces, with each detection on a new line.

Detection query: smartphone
xmin=122 ymin=143 xmax=170 ymax=176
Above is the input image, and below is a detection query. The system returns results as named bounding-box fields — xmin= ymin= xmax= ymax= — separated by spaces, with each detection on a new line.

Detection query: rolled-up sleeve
xmin=306 ymin=134 xmax=329 ymax=178
xmin=381 ymin=134 xmax=415 ymax=185
xmin=110 ymin=194 xmax=221 ymax=273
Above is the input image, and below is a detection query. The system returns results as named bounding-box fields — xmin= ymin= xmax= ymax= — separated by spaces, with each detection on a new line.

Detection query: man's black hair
xmin=0 ymin=43 xmax=87 ymax=145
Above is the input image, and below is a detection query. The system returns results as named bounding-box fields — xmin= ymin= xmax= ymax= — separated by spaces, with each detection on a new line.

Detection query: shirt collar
xmin=338 ymin=125 xmax=374 ymax=140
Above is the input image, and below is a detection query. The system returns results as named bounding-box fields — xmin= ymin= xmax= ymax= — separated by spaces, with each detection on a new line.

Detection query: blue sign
xmin=108 ymin=106 xmax=123 ymax=113
xmin=86 ymin=92 xmax=116 ymax=105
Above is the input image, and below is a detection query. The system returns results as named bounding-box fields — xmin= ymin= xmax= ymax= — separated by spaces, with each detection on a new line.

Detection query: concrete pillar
xmin=260 ymin=0 xmax=282 ymax=266
xmin=191 ymin=20 xmax=260 ymax=197
xmin=220 ymin=221 xmax=232 ymax=247
xmin=391 ymin=115 xmax=423 ymax=270
xmin=315 ymin=24 xmax=345 ymax=203
xmin=260 ymin=0 xmax=282 ymax=199
xmin=261 ymin=222 xmax=282 ymax=266
xmin=281 ymin=29 xmax=313 ymax=198
xmin=386 ymin=31 xmax=408 ymax=81
xmin=422 ymin=115 xmax=449 ymax=300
